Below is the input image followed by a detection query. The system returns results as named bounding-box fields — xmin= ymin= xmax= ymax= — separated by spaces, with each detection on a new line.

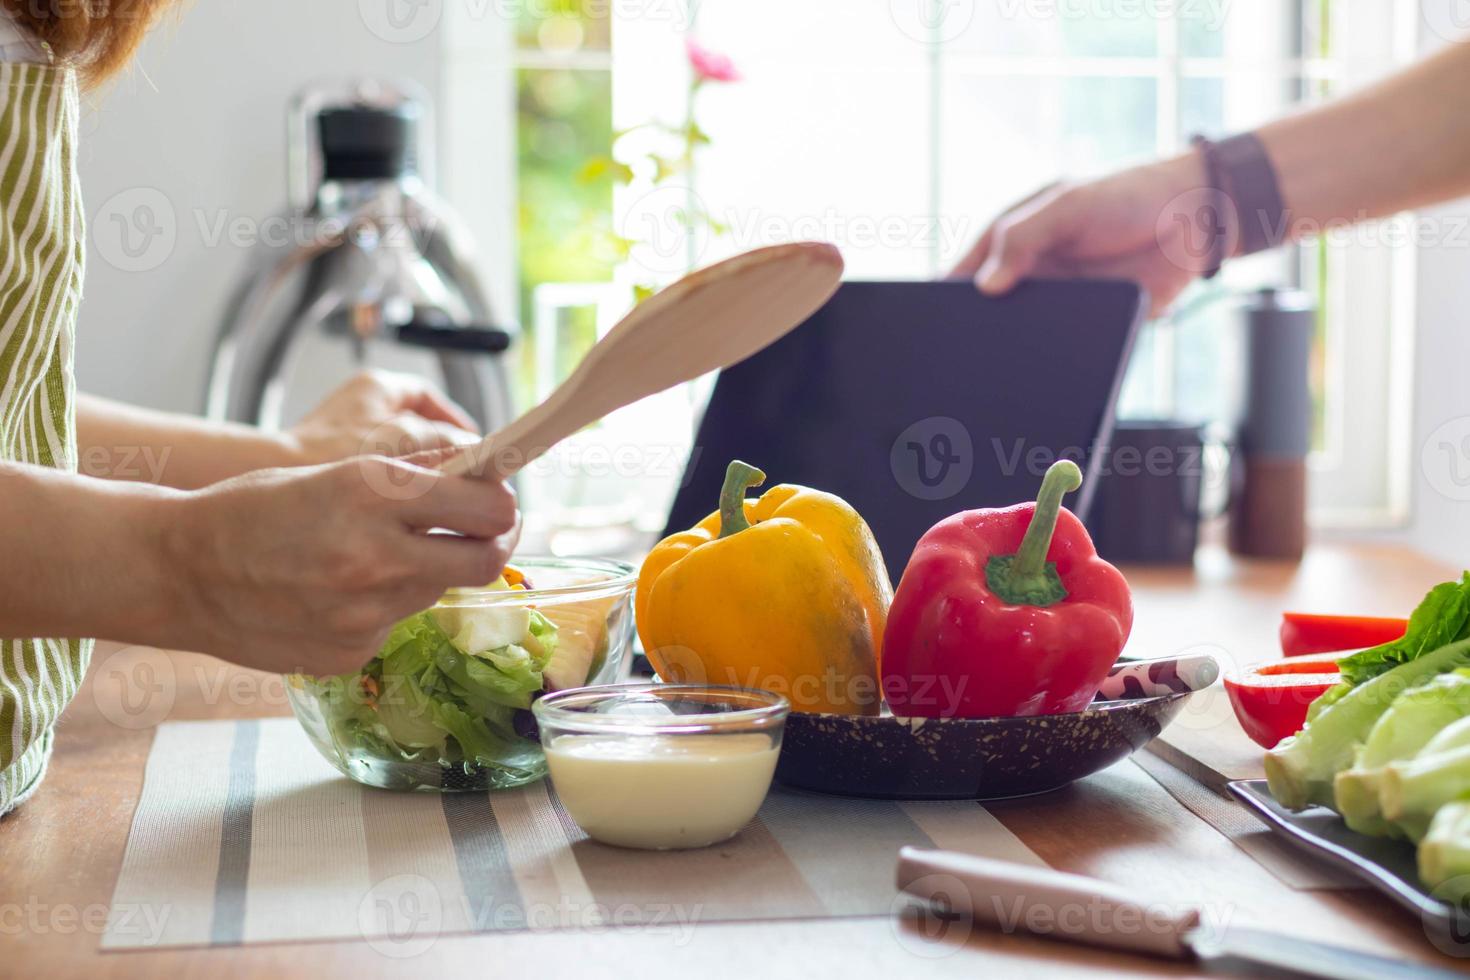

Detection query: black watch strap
xmin=1190 ymin=135 xmax=1228 ymax=279
xmin=1214 ymin=131 xmax=1288 ymax=256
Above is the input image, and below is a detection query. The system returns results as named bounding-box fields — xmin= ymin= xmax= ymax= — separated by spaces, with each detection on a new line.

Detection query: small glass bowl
xmin=534 ymin=684 xmax=790 ymax=850
xmin=287 ymin=557 xmax=637 ymax=793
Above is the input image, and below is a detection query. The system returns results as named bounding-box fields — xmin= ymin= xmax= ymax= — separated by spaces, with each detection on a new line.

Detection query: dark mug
xmin=1087 ymin=420 xmax=1212 ymax=565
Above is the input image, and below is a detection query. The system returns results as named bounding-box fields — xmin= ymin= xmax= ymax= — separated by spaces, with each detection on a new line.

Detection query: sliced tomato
xmin=1279 ymin=612 xmax=1407 ymax=657
xmin=1224 ymin=653 xmax=1344 ymax=749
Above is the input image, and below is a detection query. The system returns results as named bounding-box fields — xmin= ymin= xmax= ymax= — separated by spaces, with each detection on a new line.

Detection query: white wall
xmin=74 ymin=0 xmax=446 ymax=412
xmin=1407 ymin=11 xmax=1470 ymax=567
xmin=1410 ymin=199 xmax=1470 ymax=566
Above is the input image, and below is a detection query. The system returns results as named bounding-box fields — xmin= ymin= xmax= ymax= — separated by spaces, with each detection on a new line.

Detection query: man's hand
xmin=951 ymin=153 xmax=1210 ymax=318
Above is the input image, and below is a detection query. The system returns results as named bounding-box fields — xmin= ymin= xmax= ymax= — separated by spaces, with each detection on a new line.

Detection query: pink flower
xmin=685 ymin=37 xmax=741 ymax=84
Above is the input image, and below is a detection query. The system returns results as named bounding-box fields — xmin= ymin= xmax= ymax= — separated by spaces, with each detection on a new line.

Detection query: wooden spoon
xmin=443 ymin=241 xmax=844 ymax=479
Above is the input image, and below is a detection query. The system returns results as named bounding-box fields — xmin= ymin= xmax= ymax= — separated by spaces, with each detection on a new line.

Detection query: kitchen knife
xmin=896 ymin=847 xmax=1461 ymax=979
xmin=1097 ymin=651 xmax=1220 ymax=700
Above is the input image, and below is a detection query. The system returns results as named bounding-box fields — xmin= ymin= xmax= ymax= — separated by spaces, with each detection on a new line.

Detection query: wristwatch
xmin=1191 ymin=132 xmax=1289 ymax=278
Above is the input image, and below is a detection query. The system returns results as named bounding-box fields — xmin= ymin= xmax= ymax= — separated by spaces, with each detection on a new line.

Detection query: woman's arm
xmin=77 ymin=370 xmax=480 ymax=490
xmin=76 ymin=394 xmax=295 ymax=489
xmin=0 ymin=464 xmax=184 ymax=643
xmin=953 ymin=41 xmax=1470 ymax=314
xmin=0 ymin=455 xmax=519 ymax=676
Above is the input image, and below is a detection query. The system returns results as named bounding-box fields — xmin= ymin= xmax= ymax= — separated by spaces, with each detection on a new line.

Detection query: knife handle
xmin=1096 ymin=651 xmax=1220 ymax=700
xmin=896 ymin=847 xmax=1199 ymax=960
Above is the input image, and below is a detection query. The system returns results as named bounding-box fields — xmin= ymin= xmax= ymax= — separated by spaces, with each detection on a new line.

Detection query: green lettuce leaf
xmin=1333 ymin=670 xmax=1470 ymax=837
xmin=1265 ymin=638 xmax=1470 ymax=810
xmin=307 ymin=604 xmax=554 ymax=780
xmin=1336 ymin=574 xmax=1470 ymax=685
xmin=431 ymin=700 xmax=544 ymax=778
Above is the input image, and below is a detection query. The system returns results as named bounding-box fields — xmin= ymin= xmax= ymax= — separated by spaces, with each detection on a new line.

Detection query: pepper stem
xmin=1014 ymin=459 xmax=1084 ymax=577
xmin=718 ymin=460 xmax=766 ymax=538
xmin=985 ymin=459 xmax=1084 ymax=607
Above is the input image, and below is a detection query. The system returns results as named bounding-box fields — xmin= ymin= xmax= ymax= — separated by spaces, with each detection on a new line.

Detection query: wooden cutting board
xmin=1143 ymin=685 xmax=1265 ymax=791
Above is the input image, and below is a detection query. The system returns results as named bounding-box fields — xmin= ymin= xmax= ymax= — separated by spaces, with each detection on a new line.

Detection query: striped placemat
xmin=103 ymin=717 xmax=1045 ymax=950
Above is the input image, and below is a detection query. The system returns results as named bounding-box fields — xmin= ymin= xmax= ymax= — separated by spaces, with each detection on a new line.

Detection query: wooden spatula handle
xmin=895 ymin=847 xmax=1199 ymax=959
xmin=439 ymin=389 xmax=573 ymax=479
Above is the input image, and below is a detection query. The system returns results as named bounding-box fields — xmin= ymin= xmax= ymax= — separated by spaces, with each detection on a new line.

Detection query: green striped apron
xmin=0 ymin=61 xmax=89 ymax=815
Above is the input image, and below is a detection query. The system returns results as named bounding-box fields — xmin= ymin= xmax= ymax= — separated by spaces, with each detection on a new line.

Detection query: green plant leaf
xmin=576 ymin=156 xmax=634 ymax=186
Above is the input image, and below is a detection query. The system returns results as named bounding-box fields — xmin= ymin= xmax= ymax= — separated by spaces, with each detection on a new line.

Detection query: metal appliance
xmin=206 ymin=80 xmax=515 ymax=434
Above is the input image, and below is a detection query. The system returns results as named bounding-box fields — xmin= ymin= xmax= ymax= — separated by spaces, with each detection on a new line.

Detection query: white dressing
xmin=545 ymin=733 xmax=779 ymax=850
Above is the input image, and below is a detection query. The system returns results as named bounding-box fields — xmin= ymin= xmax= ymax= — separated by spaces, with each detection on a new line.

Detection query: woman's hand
xmin=286 ymin=370 xmax=482 ymax=465
xmin=161 ymin=453 xmax=518 ymax=676
xmin=952 ymin=152 xmax=1211 ymax=317
xmin=78 ymin=371 xmax=481 ymax=491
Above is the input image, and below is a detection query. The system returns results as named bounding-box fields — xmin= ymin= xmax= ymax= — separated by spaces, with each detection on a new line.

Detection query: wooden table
xmin=4 ymin=538 xmax=1468 ymax=977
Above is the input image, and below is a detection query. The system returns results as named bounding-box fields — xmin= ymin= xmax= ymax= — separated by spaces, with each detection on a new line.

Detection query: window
xmin=444 ymin=0 xmax=1416 ymax=547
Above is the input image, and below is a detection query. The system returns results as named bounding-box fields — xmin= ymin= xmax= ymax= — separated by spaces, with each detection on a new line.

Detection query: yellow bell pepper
xmin=636 ymin=460 xmax=892 ymax=715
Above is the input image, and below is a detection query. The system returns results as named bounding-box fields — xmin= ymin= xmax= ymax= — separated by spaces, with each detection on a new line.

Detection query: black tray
xmin=1229 ymin=778 xmax=1470 ymax=948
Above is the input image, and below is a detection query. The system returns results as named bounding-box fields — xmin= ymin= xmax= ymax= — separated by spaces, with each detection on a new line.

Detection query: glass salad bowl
xmin=286 ymin=557 xmax=637 ymax=792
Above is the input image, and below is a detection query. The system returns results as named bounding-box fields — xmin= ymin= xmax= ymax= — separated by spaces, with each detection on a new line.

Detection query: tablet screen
xmin=663 ymin=278 xmax=1146 ymax=583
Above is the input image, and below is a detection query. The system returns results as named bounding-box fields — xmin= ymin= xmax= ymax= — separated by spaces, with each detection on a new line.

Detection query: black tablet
xmin=663 ymin=278 xmax=1146 ymax=583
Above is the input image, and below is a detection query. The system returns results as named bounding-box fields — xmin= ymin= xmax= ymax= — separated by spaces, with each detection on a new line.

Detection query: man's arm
xmin=954 ymin=41 xmax=1470 ymax=315
xmin=1259 ymin=39 xmax=1470 ymax=227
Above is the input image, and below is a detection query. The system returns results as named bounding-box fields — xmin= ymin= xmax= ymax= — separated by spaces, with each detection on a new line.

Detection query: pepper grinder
xmin=1228 ymin=287 xmax=1314 ymax=560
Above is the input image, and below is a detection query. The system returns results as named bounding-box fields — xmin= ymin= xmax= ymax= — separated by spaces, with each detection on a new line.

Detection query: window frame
xmin=442 ymin=0 xmax=1418 ymax=527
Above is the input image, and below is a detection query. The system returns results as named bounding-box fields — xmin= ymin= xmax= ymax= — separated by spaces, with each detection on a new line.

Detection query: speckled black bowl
xmin=774 ymin=691 xmax=1192 ymax=801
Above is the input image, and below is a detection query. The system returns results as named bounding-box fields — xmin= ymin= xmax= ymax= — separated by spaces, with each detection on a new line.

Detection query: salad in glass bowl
xmin=286 ymin=557 xmax=636 ymax=792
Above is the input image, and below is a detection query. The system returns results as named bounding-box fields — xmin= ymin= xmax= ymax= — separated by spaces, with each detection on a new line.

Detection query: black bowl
xmin=774 ymin=690 xmax=1192 ymax=801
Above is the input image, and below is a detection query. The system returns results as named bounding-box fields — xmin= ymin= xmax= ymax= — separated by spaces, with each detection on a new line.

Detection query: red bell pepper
xmin=882 ymin=460 xmax=1133 ymax=718
xmin=1224 ymin=654 xmax=1343 ymax=748
xmin=1279 ymin=612 xmax=1407 ymax=657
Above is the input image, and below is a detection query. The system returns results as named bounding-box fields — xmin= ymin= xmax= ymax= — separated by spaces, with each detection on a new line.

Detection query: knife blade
xmin=896 ymin=847 xmax=1463 ymax=979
